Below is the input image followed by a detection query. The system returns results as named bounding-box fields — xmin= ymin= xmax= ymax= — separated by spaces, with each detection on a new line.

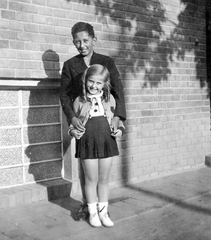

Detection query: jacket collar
xmin=72 ymin=52 xmax=99 ymax=73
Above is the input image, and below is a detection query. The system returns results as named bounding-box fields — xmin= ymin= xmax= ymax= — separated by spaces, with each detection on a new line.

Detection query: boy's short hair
xmin=71 ymin=22 xmax=95 ymax=38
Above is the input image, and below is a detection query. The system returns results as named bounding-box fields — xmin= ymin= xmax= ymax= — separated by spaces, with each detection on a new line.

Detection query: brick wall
xmin=207 ymin=1 xmax=211 ymax=86
xmin=0 ymin=0 xmax=210 ymax=189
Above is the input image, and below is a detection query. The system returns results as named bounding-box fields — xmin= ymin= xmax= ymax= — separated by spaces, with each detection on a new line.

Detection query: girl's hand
xmin=72 ymin=117 xmax=86 ymax=132
xmin=111 ymin=129 xmax=122 ymax=139
xmin=71 ymin=129 xmax=85 ymax=139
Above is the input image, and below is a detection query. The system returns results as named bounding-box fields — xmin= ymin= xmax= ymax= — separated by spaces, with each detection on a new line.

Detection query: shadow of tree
xmin=67 ymin=0 xmax=207 ymax=90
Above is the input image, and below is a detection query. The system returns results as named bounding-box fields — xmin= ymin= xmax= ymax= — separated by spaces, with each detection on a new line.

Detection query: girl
xmin=68 ymin=64 xmax=125 ymax=228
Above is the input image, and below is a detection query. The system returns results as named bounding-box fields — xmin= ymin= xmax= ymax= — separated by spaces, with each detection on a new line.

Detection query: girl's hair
xmin=71 ymin=22 xmax=95 ymax=38
xmin=81 ymin=64 xmax=111 ymax=102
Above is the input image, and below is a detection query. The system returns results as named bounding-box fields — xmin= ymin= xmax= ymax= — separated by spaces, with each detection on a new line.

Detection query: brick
xmin=0 ymin=40 xmax=9 ymax=48
xmin=25 ymin=42 xmax=39 ymax=50
xmin=66 ymin=11 xmax=78 ymax=19
xmin=10 ymin=60 xmax=25 ymax=69
xmin=16 ymin=69 xmax=31 ymax=78
xmin=31 ymin=33 xmax=45 ymax=43
xmin=54 ymin=27 xmax=72 ymax=36
xmin=24 ymin=23 xmax=39 ymax=33
xmin=16 ymin=12 xmax=31 ymax=22
xmin=32 ymin=0 xmax=46 ymax=6
xmin=79 ymin=13 xmax=96 ymax=22
xmin=47 ymin=0 xmax=60 ymax=8
xmin=39 ymin=43 xmax=54 ymax=51
xmin=9 ymin=20 xmax=24 ymax=31
xmin=0 ymin=0 xmax=7 ymax=8
xmin=1 ymin=10 xmax=16 ymax=20
xmin=32 ymin=15 xmax=46 ymax=24
xmin=46 ymin=16 xmax=60 ymax=26
xmin=25 ymin=61 xmax=40 ymax=69
xmin=24 ymin=4 xmax=39 ymax=14
xmin=31 ymin=70 xmax=46 ymax=78
xmin=54 ymin=45 xmax=69 ymax=53
xmin=59 ymin=36 xmax=72 ymax=45
xmin=39 ymin=25 xmax=54 ymax=34
xmin=45 ymin=35 xmax=59 ymax=44
xmin=38 ymin=6 xmax=53 ymax=16
xmin=0 ymin=30 xmax=16 ymax=40
xmin=17 ymin=50 xmax=33 ymax=59
xmin=60 ymin=19 xmax=73 ymax=28
xmin=0 ymin=19 xmax=9 ymax=29
xmin=10 ymin=40 xmax=24 ymax=50
xmin=0 ymin=69 xmax=15 ymax=77
xmin=1 ymin=49 xmax=16 ymax=58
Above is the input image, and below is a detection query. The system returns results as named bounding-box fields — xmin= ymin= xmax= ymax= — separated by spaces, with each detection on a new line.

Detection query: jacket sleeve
xmin=60 ymin=61 xmax=76 ymax=126
xmin=118 ymin=120 xmax=125 ymax=135
xmin=107 ymin=58 xmax=126 ymax=121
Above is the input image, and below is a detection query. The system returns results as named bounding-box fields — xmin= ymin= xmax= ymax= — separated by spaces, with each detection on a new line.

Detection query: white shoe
xmin=99 ymin=212 xmax=114 ymax=227
xmin=89 ymin=213 xmax=102 ymax=228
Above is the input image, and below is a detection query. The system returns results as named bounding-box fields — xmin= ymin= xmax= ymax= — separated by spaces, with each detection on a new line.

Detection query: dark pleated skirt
xmin=75 ymin=116 xmax=119 ymax=159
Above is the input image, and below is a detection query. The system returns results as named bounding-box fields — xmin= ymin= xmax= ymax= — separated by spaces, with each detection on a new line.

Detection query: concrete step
xmin=0 ymin=178 xmax=72 ymax=209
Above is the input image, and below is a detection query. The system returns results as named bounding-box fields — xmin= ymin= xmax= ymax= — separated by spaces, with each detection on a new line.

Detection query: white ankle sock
xmin=98 ymin=202 xmax=108 ymax=214
xmin=87 ymin=202 xmax=97 ymax=214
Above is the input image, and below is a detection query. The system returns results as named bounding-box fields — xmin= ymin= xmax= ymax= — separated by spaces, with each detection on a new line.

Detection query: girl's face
xmin=86 ymin=75 xmax=105 ymax=95
xmin=73 ymin=31 xmax=96 ymax=57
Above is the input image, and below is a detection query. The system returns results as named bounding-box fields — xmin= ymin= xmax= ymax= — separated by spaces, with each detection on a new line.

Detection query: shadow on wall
xmin=66 ymin=0 xmax=206 ymax=89
xmin=25 ymin=49 xmax=63 ymax=183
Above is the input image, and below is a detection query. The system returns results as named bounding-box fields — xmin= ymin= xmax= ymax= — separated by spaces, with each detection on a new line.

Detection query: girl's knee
xmin=98 ymin=176 xmax=109 ymax=185
xmin=85 ymin=175 xmax=98 ymax=184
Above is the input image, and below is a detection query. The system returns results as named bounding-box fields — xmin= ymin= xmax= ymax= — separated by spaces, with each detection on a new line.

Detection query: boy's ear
xmin=93 ymin=37 xmax=97 ymax=44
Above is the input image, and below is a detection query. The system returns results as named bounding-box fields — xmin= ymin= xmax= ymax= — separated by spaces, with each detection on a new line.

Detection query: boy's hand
xmin=71 ymin=129 xmax=85 ymax=139
xmin=111 ymin=116 xmax=120 ymax=131
xmin=72 ymin=117 xmax=85 ymax=132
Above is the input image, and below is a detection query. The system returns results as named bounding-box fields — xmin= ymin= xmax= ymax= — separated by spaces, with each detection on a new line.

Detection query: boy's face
xmin=73 ymin=31 xmax=96 ymax=57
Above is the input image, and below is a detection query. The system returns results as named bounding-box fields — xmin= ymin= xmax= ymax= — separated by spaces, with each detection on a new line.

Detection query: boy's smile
xmin=73 ymin=31 xmax=96 ymax=58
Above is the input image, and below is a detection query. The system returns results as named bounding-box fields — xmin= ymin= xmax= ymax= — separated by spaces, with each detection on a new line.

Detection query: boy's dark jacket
xmin=60 ymin=52 xmax=126 ymax=126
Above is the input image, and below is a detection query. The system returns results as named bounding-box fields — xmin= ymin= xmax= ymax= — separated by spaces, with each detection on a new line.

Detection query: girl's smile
xmin=86 ymin=75 xmax=105 ymax=95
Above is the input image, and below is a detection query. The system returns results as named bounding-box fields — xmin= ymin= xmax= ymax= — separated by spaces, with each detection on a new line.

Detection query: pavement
xmin=1 ymin=166 xmax=211 ymax=240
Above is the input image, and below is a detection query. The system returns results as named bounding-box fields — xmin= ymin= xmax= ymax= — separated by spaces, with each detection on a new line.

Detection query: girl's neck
xmin=87 ymin=91 xmax=103 ymax=99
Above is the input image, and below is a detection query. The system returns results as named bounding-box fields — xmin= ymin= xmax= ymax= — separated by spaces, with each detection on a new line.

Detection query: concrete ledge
xmin=0 ymin=78 xmax=61 ymax=90
xmin=0 ymin=178 xmax=72 ymax=209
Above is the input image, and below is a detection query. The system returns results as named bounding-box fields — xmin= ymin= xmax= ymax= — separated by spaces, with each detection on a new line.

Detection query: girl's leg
xmin=81 ymin=159 xmax=101 ymax=227
xmin=98 ymin=157 xmax=114 ymax=227
xmin=81 ymin=159 xmax=98 ymax=203
xmin=97 ymin=157 xmax=113 ymax=202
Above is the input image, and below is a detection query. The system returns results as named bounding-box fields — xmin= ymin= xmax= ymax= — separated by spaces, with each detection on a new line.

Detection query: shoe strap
xmin=99 ymin=206 xmax=105 ymax=213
